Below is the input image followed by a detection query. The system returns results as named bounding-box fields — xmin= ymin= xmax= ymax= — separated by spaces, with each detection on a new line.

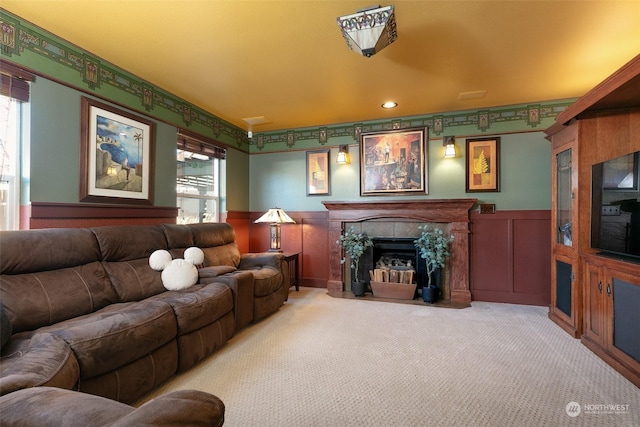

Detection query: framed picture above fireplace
xmin=360 ymin=127 xmax=428 ymax=196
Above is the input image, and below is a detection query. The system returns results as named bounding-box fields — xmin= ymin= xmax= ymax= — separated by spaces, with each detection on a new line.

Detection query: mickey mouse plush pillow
xmin=149 ymin=247 xmax=204 ymax=291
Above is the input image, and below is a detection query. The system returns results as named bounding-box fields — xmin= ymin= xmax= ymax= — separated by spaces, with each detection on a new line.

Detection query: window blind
xmin=177 ymin=128 xmax=226 ymax=159
xmin=0 ymin=61 xmax=35 ymax=102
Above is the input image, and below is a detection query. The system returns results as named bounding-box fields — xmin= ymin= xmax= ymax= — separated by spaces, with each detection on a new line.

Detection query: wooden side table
xmin=283 ymin=252 xmax=300 ymax=291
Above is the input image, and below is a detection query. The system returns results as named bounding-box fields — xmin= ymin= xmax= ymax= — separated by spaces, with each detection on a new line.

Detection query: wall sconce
xmin=254 ymin=208 xmax=296 ymax=252
xmin=443 ymin=136 xmax=457 ymax=158
xmin=336 ymin=145 xmax=351 ymax=165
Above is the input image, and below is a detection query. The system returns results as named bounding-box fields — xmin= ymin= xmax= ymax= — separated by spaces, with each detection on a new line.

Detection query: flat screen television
xmin=591 ymin=151 xmax=640 ymax=261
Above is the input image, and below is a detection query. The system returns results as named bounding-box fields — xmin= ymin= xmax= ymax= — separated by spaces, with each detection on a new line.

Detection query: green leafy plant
xmin=336 ymin=226 xmax=373 ymax=282
xmin=414 ymin=225 xmax=454 ymax=286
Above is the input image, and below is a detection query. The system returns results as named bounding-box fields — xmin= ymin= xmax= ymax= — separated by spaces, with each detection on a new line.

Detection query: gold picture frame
xmin=360 ymin=127 xmax=428 ymax=196
xmin=466 ymin=137 xmax=500 ymax=193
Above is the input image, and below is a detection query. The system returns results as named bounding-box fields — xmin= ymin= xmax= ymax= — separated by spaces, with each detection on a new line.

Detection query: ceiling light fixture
xmin=337 ymin=5 xmax=397 ymax=58
xmin=381 ymin=101 xmax=397 ymax=109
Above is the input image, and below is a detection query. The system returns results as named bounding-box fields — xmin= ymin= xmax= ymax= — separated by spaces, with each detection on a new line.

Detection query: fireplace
xmin=322 ymin=199 xmax=477 ymax=305
xmin=363 ymin=237 xmax=426 ymax=286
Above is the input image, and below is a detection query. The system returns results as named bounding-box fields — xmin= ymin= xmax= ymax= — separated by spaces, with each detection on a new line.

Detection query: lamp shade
xmin=443 ymin=136 xmax=456 ymax=158
xmin=336 ymin=145 xmax=351 ymax=165
xmin=254 ymin=208 xmax=295 ymax=224
xmin=254 ymin=208 xmax=295 ymax=252
xmin=337 ymin=5 xmax=397 ymax=57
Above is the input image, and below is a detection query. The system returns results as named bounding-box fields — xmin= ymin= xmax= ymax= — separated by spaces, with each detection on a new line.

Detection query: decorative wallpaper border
xmin=252 ymin=101 xmax=572 ymax=152
xmin=0 ymin=9 xmax=246 ymax=149
xmin=1 ymin=9 xmax=573 ymax=155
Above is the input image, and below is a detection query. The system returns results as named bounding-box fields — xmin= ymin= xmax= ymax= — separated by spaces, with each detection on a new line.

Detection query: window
xmin=176 ymin=129 xmax=225 ymax=224
xmin=1 ymin=63 xmax=33 ymax=230
xmin=177 ymin=149 xmax=220 ymax=223
xmin=0 ymin=94 xmax=20 ymax=230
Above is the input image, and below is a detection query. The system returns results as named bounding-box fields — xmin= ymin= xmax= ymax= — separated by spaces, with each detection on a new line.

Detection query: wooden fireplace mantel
xmin=322 ymin=199 xmax=477 ymax=305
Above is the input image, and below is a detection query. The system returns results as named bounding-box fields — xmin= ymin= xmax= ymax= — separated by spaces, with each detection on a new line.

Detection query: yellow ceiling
xmin=3 ymin=1 xmax=640 ymax=133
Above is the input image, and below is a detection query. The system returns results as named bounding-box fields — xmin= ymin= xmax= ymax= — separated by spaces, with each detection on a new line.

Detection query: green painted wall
xmin=224 ymin=148 xmax=250 ymax=212
xmin=30 ymin=77 xmax=177 ymax=206
xmin=249 ymin=132 xmax=551 ymax=212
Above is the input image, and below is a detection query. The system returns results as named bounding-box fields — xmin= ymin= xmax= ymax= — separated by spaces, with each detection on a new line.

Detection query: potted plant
xmin=336 ymin=226 xmax=373 ymax=296
xmin=414 ymin=225 xmax=454 ymax=303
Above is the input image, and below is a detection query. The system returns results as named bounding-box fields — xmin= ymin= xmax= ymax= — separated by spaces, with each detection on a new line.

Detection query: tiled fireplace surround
xmin=323 ymin=199 xmax=477 ymax=305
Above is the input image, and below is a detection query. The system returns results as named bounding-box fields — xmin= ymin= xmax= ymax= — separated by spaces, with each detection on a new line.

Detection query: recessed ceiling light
xmin=381 ymin=101 xmax=398 ymax=109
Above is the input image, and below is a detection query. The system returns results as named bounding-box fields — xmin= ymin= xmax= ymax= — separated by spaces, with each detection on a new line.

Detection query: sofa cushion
xmin=198 ymin=265 xmax=237 ymax=278
xmin=0 ymin=332 xmax=80 ymax=396
xmin=190 ymin=223 xmax=241 ymax=267
xmin=201 ymin=244 xmax=241 ymax=268
xmin=0 ymin=261 xmax=119 ymax=333
xmin=91 ymin=225 xmax=168 ymax=262
xmin=149 ymin=283 xmax=233 ymax=335
xmin=0 ymin=228 xmax=101 ymax=274
xmin=162 ymin=223 xmax=195 ymax=249
xmin=102 ymin=258 xmax=165 ymax=302
xmin=39 ymin=301 xmax=177 ymax=378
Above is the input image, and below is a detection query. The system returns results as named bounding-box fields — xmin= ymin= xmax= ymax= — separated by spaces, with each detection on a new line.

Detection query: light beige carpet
xmin=137 ymin=287 xmax=639 ymax=426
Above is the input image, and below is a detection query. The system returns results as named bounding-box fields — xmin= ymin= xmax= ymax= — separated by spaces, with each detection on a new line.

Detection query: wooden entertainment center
xmin=546 ymin=54 xmax=640 ymax=388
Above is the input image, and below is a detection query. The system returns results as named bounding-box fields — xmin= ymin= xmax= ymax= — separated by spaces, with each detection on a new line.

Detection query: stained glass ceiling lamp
xmin=337 ymin=5 xmax=397 ymax=58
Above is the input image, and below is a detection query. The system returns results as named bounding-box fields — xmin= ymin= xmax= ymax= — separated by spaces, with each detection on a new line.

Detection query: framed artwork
xmin=306 ymin=149 xmax=330 ymax=195
xmin=360 ymin=127 xmax=428 ymax=196
xmin=603 ymin=152 xmax=639 ymax=190
xmin=466 ymin=137 xmax=500 ymax=192
xmin=80 ymin=97 xmax=155 ymax=204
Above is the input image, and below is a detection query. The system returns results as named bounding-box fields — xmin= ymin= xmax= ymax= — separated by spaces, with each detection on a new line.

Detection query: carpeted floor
xmin=136 ymin=287 xmax=639 ymax=426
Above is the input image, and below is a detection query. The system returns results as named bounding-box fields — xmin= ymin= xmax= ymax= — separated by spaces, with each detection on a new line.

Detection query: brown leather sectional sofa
xmin=0 ymin=222 xmax=289 ymax=424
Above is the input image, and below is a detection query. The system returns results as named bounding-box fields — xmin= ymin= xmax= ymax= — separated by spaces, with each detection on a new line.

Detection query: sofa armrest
xmin=0 ymin=333 xmax=80 ymax=396
xmin=0 ymin=387 xmax=225 ymax=427
xmin=113 ymin=389 xmax=225 ymax=427
xmin=238 ymin=252 xmax=284 ymax=270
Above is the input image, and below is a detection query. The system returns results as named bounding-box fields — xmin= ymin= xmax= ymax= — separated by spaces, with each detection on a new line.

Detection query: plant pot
xmin=422 ymin=285 xmax=438 ymax=303
xmin=351 ymin=281 xmax=366 ymax=297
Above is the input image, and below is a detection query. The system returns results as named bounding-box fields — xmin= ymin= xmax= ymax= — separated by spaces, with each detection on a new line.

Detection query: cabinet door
xmin=549 ymin=121 xmax=580 ymax=337
xmin=549 ymin=255 xmax=580 ymax=337
xmin=554 ymin=147 xmax=575 ymax=248
xmin=583 ymin=261 xmax=606 ymax=346
xmin=609 ymin=269 xmax=640 ymax=367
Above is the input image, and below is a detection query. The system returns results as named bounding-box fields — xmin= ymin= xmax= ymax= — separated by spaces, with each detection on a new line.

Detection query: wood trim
xmin=470 ymin=210 xmax=551 ymax=307
xmin=28 ymin=202 xmax=178 ymax=229
xmin=546 ymin=54 xmax=640 ymax=137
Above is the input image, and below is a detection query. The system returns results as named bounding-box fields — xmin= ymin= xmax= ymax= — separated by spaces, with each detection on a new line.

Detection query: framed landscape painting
xmin=360 ymin=127 xmax=428 ymax=196
xmin=80 ymin=97 xmax=155 ymax=204
xmin=466 ymin=137 xmax=500 ymax=192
